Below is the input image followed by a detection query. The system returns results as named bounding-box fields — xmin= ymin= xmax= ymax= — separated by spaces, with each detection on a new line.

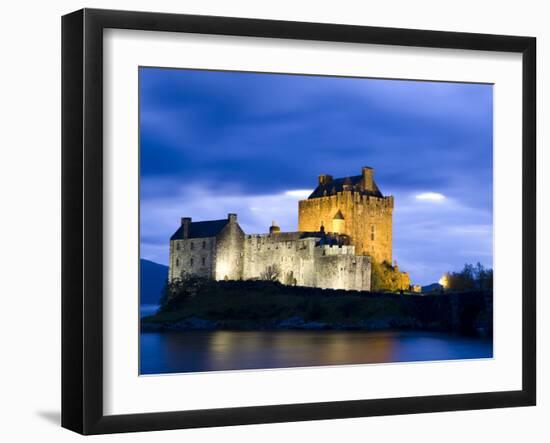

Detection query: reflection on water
xmin=140 ymin=330 xmax=493 ymax=375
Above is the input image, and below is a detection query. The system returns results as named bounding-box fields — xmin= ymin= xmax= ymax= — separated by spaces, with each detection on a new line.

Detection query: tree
xmin=447 ymin=263 xmax=475 ymax=291
xmin=474 ymin=262 xmax=493 ymax=290
xmin=159 ymin=275 xmax=211 ymax=310
xmin=260 ymin=264 xmax=281 ymax=282
xmin=445 ymin=263 xmax=493 ymax=291
xmin=370 ymin=261 xmax=410 ymax=292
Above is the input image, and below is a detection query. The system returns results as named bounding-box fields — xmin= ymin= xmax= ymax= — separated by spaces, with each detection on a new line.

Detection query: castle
xmin=169 ymin=167 xmax=409 ymax=292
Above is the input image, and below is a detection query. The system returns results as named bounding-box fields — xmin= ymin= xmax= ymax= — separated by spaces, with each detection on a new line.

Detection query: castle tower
xmin=331 ymin=210 xmax=345 ymax=234
xmin=298 ymin=166 xmax=393 ymax=263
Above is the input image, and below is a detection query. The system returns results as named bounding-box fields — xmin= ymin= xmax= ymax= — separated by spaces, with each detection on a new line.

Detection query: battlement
xmin=300 ymin=192 xmax=393 ymax=208
xmin=317 ymin=243 xmax=356 ymax=256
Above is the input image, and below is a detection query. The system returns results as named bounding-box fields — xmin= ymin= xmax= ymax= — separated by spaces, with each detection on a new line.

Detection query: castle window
xmin=190 ymin=242 xmax=194 ymax=250
xmin=371 ymin=225 xmax=375 ymax=241
xmin=176 ymin=243 xmax=180 ymax=251
xmin=201 ymin=257 xmax=206 ymax=266
xmin=190 ymin=258 xmax=194 ymax=267
xmin=202 ymin=241 xmax=206 ymax=249
xmin=175 ymin=258 xmax=179 ymax=267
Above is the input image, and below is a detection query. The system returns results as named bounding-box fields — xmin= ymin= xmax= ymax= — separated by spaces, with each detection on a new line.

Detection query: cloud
xmin=140 ymin=181 xmax=308 ymax=265
xmin=415 ymin=192 xmax=446 ymax=202
xmin=139 ymin=68 xmax=493 ymax=211
xmin=391 ymin=191 xmax=492 ymax=284
xmin=284 ymin=190 xmax=313 ymax=198
xmin=139 ymin=68 xmax=494 ymax=285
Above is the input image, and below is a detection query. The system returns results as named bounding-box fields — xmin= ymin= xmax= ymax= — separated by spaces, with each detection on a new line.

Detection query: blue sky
xmin=139 ymin=67 xmax=493 ymax=285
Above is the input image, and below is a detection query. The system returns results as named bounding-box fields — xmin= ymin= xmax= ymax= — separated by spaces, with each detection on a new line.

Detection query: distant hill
xmin=140 ymin=259 xmax=168 ymax=305
xmin=422 ymin=283 xmax=443 ymax=293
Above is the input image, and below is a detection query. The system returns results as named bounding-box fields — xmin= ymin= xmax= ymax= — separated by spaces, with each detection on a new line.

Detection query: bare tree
xmin=260 ymin=264 xmax=281 ymax=282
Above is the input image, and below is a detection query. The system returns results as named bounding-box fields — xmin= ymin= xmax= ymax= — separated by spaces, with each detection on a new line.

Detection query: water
xmin=140 ymin=330 xmax=493 ymax=375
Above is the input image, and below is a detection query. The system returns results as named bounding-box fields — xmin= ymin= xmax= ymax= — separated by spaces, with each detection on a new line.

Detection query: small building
xmin=169 ymin=214 xmax=244 ymax=282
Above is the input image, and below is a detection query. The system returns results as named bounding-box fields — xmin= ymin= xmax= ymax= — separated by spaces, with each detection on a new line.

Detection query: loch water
xmin=140 ymin=329 xmax=493 ymax=375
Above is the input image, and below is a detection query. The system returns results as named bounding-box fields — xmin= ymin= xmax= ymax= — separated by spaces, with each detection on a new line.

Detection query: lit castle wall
xmin=298 ymin=167 xmax=393 ymax=264
xmin=169 ymin=167 xmax=404 ymax=291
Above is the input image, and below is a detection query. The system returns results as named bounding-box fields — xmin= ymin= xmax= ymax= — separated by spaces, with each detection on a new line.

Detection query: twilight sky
xmin=139 ymin=67 xmax=493 ymax=285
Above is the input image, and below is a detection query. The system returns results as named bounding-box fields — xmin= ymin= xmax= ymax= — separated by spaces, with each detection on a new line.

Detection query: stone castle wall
xmin=313 ymin=246 xmax=371 ymax=291
xmin=241 ymin=234 xmax=371 ymax=291
xmin=298 ymin=192 xmax=393 ymax=263
xmin=170 ymin=230 xmax=372 ymax=291
xmin=169 ymin=236 xmax=216 ymax=281
xmin=242 ymin=235 xmax=317 ymax=286
xmin=168 ymin=166 xmax=401 ymax=291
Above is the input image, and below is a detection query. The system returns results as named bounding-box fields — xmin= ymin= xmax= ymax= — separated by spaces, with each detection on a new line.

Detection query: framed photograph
xmin=62 ymin=8 xmax=536 ymax=434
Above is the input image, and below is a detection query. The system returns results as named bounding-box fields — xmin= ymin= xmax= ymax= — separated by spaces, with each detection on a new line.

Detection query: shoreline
xmin=142 ymin=281 xmax=493 ymax=338
xmin=141 ymin=312 xmax=492 ymax=338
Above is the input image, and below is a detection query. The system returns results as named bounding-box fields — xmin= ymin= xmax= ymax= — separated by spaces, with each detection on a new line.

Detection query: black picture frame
xmin=62 ymin=8 xmax=536 ymax=435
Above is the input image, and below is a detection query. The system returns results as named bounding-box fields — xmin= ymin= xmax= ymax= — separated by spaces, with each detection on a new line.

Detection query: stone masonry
xmin=298 ymin=167 xmax=393 ymax=263
xmin=169 ymin=167 xmax=406 ymax=291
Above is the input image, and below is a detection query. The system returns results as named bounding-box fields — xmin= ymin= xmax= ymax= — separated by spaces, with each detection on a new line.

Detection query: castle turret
xmin=269 ymin=220 xmax=281 ymax=235
xmin=332 ymin=210 xmax=345 ymax=234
